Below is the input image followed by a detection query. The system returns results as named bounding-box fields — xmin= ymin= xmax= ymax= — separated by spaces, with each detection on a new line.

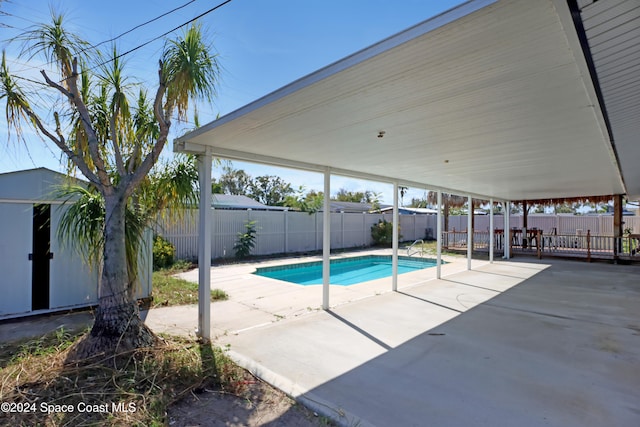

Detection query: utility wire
xmin=2 ymin=0 xmax=215 ymax=77
xmin=7 ymin=0 xmax=233 ymax=84
xmin=90 ymin=0 xmax=233 ymax=72
xmin=80 ymin=0 xmax=198 ymax=54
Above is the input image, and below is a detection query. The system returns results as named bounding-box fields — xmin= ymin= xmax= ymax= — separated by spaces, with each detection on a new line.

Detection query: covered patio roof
xmin=173 ymin=0 xmax=640 ymax=341
xmin=175 ymin=0 xmax=639 ymax=202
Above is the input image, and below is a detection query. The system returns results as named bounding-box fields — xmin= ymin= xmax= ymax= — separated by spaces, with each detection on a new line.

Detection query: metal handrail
xmin=407 ymin=239 xmax=425 ymax=257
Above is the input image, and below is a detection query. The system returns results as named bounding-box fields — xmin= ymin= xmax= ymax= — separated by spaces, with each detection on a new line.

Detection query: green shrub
xmin=153 ymin=235 xmax=176 ymax=270
xmin=371 ymin=219 xmax=401 ymax=246
xmin=234 ymin=220 xmax=257 ymax=259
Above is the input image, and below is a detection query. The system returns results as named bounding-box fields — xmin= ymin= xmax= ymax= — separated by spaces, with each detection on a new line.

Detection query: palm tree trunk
xmin=67 ymin=193 xmax=156 ymax=363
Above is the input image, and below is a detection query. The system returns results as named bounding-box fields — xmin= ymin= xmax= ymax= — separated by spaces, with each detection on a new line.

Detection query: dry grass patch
xmin=0 ymin=329 xmax=254 ymax=426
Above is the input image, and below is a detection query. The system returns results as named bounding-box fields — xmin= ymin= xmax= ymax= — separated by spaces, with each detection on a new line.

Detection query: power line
xmin=5 ymin=0 xmax=233 ymax=85
xmin=81 ymin=0 xmax=198 ymax=54
xmin=90 ymin=0 xmax=233 ymax=72
xmin=2 ymin=0 xmax=209 ymax=76
xmin=0 ymin=9 xmax=40 ymax=25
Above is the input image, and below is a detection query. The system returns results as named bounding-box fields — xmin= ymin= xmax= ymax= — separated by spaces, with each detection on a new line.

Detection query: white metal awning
xmin=176 ymin=0 xmax=640 ymax=340
xmin=176 ymin=0 xmax=639 ymax=202
xmin=576 ymin=0 xmax=640 ymax=200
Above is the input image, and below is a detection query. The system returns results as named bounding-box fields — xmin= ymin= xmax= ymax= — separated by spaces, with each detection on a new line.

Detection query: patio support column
xmin=504 ymin=201 xmax=511 ymax=259
xmin=522 ymin=200 xmax=528 ymax=249
xmin=197 ymin=148 xmax=212 ymax=342
xmin=467 ymin=195 xmax=472 ymax=270
xmin=436 ymin=190 xmax=442 ymax=279
xmin=614 ymin=194 xmax=623 ymax=260
xmin=489 ymin=198 xmax=494 ymax=263
xmin=322 ymin=169 xmax=331 ymax=310
xmin=392 ymin=182 xmax=399 ymax=291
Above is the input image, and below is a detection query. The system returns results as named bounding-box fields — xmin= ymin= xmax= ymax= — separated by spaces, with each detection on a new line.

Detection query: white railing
xmin=442 ymin=229 xmax=640 ymax=261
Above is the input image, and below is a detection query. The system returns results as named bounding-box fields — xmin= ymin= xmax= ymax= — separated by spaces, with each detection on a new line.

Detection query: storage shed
xmin=0 ymin=168 xmax=151 ymax=319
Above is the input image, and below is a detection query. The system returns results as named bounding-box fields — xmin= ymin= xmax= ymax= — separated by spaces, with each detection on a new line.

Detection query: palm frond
xmin=0 ymin=51 xmax=34 ymax=139
xmin=55 ymin=185 xmax=105 ymax=268
xmin=162 ymin=23 xmax=220 ymax=120
xmin=15 ymin=10 xmax=88 ymax=84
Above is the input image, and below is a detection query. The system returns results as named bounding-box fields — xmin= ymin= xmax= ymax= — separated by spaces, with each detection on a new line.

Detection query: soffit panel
xmin=580 ymin=0 xmax=640 ymax=199
xmin=180 ymin=0 xmax=625 ymax=201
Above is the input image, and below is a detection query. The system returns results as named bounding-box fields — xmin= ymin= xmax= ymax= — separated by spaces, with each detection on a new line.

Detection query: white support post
xmin=504 ymin=201 xmax=511 ymax=259
xmin=467 ymin=195 xmax=472 ymax=270
xmin=197 ymin=148 xmax=212 ymax=341
xmin=436 ymin=190 xmax=442 ymax=279
xmin=392 ymin=182 xmax=399 ymax=291
xmin=322 ymin=169 xmax=331 ymax=310
xmin=489 ymin=198 xmax=494 ymax=263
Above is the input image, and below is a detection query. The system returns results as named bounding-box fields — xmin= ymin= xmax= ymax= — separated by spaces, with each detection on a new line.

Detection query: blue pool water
xmin=253 ymin=255 xmax=440 ymax=286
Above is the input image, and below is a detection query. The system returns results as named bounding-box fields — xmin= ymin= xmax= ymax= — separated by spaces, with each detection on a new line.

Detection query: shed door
xmin=49 ymin=205 xmax=99 ymax=309
xmin=31 ymin=204 xmax=51 ymax=310
xmin=0 ymin=204 xmax=32 ymax=317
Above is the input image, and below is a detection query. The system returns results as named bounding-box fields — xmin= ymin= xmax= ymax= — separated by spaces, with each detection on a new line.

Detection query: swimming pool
xmin=253 ymin=255 xmax=440 ymax=286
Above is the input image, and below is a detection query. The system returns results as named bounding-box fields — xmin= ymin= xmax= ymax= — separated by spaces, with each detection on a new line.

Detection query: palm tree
xmin=0 ymin=12 xmax=219 ymax=362
xmin=56 ymin=155 xmax=198 ymax=296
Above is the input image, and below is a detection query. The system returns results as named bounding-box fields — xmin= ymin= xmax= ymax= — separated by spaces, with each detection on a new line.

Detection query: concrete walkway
xmin=147 ymin=254 xmax=640 ymax=427
xmin=3 ymin=253 xmax=639 ymax=426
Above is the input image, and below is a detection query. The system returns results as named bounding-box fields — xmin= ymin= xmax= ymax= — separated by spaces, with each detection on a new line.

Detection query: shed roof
xmin=176 ymin=0 xmax=639 ymax=202
xmin=0 ymin=168 xmax=84 ymax=202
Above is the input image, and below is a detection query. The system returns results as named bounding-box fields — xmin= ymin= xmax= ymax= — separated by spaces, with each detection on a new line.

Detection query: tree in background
xmin=249 ymin=175 xmax=294 ymax=205
xmin=399 ymin=186 xmax=408 ymax=207
xmin=333 ymin=188 xmax=381 ymax=211
xmin=283 ymin=188 xmax=324 ymax=213
xmin=218 ymin=165 xmax=252 ymax=195
xmin=0 ymin=13 xmax=219 ymax=361
xmin=409 ymin=197 xmax=429 ymax=208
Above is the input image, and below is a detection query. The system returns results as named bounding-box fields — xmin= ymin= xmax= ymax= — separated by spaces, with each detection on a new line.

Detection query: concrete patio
xmin=143 ymin=253 xmax=640 ymax=426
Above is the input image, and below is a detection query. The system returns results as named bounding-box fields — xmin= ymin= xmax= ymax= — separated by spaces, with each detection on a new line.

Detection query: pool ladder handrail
xmin=407 ymin=239 xmax=425 ymax=257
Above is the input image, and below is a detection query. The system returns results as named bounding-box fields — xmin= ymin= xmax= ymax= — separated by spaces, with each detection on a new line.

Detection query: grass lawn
xmin=406 ymin=239 xmax=463 ymax=257
xmin=151 ymin=261 xmax=228 ymax=308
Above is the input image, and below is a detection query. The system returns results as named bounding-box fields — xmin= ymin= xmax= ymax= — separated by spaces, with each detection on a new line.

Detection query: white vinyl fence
xmin=156 ymin=210 xmax=640 ymax=261
xmin=156 ymin=209 xmax=437 ymax=260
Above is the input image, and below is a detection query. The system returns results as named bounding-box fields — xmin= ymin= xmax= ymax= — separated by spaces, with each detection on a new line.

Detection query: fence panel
xmin=158 ymin=210 xmax=638 ymax=261
xmin=156 ymin=209 xmax=199 ymax=260
xmin=624 ymin=217 xmax=640 ymax=234
xmin=250 ymin=210 xmax=285 ymax=256
xmin=343 ymin=212 xmax=368 ymax=248
xmin=212 ymin=209 xmax=246 ymax=258
xmin=287 ymin=211 xmax=318 ymax=253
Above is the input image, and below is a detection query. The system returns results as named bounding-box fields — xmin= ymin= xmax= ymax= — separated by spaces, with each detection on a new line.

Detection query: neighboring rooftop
xmin=212 ymin=194 xmax=288 ymax=211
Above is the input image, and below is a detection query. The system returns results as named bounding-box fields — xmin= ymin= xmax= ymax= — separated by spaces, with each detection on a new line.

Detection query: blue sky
xmin=0 ymin=0 xmax=465 ymax=204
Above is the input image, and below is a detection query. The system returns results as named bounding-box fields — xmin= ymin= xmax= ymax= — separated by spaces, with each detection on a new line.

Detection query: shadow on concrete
xmin=396 ymin=290 xmax=463 ymax=313
xmin=327 ymin=310 xmax=392 ymax=350
xmin=292 ymin=260 xmax=640 ymax=426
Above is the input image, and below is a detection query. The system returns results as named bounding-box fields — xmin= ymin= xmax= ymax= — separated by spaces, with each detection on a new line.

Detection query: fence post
xmin=341 ymin=210 xmax=345 ymax=249
xmin=284 ymin=210 xmax=288 ymax=254
xmin=587 ymin=230 xmax=591 ymax=262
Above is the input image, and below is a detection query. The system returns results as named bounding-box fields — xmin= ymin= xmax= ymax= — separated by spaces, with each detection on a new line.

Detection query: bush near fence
xmin=156 ymin=210 xmax=639 ymax=261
